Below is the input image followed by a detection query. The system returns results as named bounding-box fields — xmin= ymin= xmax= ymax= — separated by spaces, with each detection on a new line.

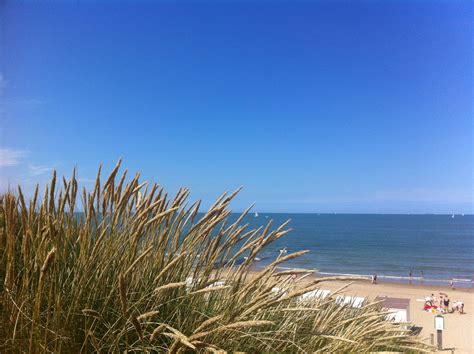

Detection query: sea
xmin=233 ymin=213 xmax=474 ymax=288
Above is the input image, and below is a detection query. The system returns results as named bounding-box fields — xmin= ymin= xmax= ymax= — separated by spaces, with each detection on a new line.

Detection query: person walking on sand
xmin=409 ymin=269 xmax=413 ymax=284
xmin=450 ymin=278 xmax=455 ymax=290
xmin=372 ymin=274 xmax=377 ymax=284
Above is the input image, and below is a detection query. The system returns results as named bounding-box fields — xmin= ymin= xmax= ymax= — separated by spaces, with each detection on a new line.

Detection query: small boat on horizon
xmin=254 ymin=212 xmax=259 ymax=217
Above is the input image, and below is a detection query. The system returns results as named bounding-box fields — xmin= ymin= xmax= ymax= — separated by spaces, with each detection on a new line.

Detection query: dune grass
xmin=0 ymin=161 xmax=431 ymax=352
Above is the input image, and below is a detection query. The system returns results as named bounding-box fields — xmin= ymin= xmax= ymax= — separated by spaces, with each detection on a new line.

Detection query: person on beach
xmin=450 ymin=278 xmax=455 ymax=290
xmin=409 ymin=269 xmax=413 ymax=284
xmin=372 ymin=274 xmax=377 ymax=284
xmin=443 ymin=295 xmax=450 ymax=312
xmin=425 ymin=294 xmax=434 ymax=307
xmin=439 ymin=295 xmax=444 ymax=310
xmin=452 ymin=301 xmax=464 ymax=314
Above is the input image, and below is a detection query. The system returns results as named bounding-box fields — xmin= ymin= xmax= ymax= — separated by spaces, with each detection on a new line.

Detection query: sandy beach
xmin=244 ymin=267 xmax=473 ymax=352
xmin=306 ymin=278 xmax=474 ymax=353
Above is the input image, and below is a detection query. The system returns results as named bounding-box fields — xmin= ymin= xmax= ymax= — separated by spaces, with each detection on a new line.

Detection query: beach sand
xmin=242 ymin=267 xmax=473 ymax=352
xmin=304 ymin=278 xmax=474 ymax=353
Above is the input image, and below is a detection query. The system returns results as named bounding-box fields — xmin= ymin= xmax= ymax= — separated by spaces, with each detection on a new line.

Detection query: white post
xmin=434 ymin=315 xmax=444 ymax=350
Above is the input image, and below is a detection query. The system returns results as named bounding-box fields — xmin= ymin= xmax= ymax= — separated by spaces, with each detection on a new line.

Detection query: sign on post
xmin=434 ymin=315 xmax=444 ymax=350
xmin=434 ymin=315 xmax=444 ymax=331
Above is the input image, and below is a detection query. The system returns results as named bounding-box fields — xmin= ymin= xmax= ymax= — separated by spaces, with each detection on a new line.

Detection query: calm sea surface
xmin=232 ymin=213 xmax=474 ymax=287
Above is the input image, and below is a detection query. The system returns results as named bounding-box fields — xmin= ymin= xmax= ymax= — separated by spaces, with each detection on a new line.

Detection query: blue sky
xmin=0 ymin=0 xmax=472 ymax=213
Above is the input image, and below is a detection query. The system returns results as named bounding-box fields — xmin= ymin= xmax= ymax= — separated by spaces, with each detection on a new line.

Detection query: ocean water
xmin=233 ymin=213 xmax=474 ymax=287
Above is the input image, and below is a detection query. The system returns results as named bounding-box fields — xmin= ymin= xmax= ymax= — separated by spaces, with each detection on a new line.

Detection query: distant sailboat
xmin=451 ymin=214 xmax=455 ymax=218
xmin=254 ymin=212 xmax=259 ymax=217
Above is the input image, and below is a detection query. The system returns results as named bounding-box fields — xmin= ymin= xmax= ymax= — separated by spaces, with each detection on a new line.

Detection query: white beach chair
xmin=185 ymin=276 xmax=195 ymax=292
xmin=351 ymin=296 xmax=365 ymax=308
xmin=298 ymin=289 xmax=331 ymax=302
xmin=271 ymin=287 xmax=284 ymax=294
xmin=336 ymin=295 xmax=350 ymax=305
xmin=207 ymin=280 xmax=225 ymax=287
xmin=335 ymin=295 xmax=365 ymax=308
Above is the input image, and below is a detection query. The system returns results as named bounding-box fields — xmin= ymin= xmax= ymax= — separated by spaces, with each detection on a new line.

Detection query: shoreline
xmin=259 ymin=265 xmax=474 ymax=289
xmin=312 ymin=273 xmax=474 ymax=291
xmin=250 ymin=266 xmax=474 ymax=293
xmin=311 ymin=275 xmax=474 ymax=293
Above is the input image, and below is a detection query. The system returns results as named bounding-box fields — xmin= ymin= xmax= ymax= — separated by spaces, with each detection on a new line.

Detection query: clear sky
xmin=0 ymin=0 xmax=472 ymax=214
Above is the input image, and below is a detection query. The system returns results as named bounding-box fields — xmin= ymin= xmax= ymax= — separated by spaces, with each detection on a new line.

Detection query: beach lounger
xmin=207 ymin=281 xmax=225 ymax=287
xmin=297 ymin=289 xmax=331 ymax=302
xmin=185 ymin=276 xmax=194 ymax=290
xmin=271 ymin=287 xmax=285 ymax=294
xmin=335 ymin=296 xmax=365 ymax=308
xmin=351 ymin=296 xmax=365 ymax=308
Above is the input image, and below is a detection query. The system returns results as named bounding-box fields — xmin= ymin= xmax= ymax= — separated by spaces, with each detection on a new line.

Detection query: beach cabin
xmin=375 ymin=296 xmax=410 ymax=323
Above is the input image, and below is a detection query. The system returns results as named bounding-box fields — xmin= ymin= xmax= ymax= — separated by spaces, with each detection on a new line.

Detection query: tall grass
xmin=0 ymin=161 xmax=431 ymax=352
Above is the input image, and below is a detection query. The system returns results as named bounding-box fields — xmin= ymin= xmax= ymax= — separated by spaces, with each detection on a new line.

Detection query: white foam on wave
xmin=289 ymin=270 xmax=473 ymax=284
xmin=318 ymin=271 xmax=372 ymax=279
xmin=452 ymin=278 xmax=472 ymax=282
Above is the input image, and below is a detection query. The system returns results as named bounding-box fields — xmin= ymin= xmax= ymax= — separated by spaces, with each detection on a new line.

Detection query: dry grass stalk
xmin=189 ymin=285 xmax=230 ymax=295
xmin=192 ymin=314 xmax=224 ymax=335
xmin=154 ymin=282 xmax=187 ymax=293
xmin=40 ymin=247 xmax=57 ymax=273
xmin=137 ymin=310 xmax=160 ymax=321
xmin=150 ymin=324 xmax=167 ymax=341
